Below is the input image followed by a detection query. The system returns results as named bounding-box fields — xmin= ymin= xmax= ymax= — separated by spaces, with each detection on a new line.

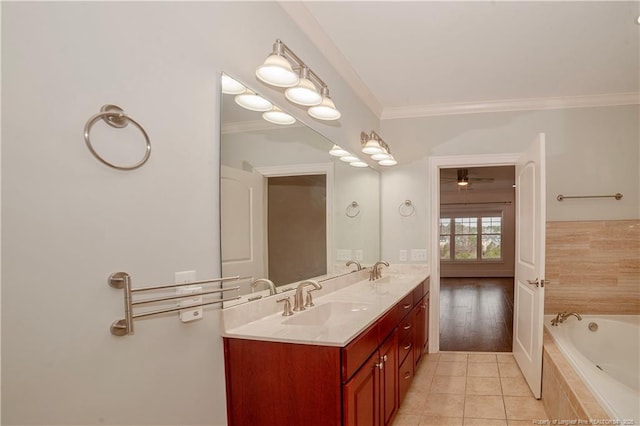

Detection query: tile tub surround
xmin=545 ymin=220 xmax=640 ymax=314
xmin=391 ymin=352 xmax=549 ymax=426
xmin=541 ymin=332 xmax=610 ymax=423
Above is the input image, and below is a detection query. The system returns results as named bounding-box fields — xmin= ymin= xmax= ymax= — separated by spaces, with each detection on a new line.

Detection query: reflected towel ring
xmin=398 ymin=200 xmax=415 ymax=217
xmin=346 ymin=201 xmax=360 ymax=218
xmin=84 ymin=104 xmax=151 ymax=170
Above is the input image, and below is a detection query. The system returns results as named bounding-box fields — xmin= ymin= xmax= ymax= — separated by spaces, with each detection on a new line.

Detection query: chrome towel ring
xmin=398 ymin=199 xmax=415 ymax=217
xmin=84 ymin=104 xmax=151 ymax=170
xmin=346 ymin=201 xmax=360 ymax=218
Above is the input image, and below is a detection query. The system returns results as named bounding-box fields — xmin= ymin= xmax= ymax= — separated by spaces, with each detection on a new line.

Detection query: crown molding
xmin=221 ymin=119 xmax=305 ymax=135
xmin=278 ymin=1 xmax=382 ymax=117
xmin=381 ymin=92 xmax=640 ymax=120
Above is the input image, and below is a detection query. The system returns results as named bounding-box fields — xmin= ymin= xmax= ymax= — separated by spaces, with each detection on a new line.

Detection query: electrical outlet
xmin=410 ymin=249 xmax=428 ymax=262
xmin=355 ymin=249 xmax=363 ymax=261
xmin=175 ymin=271 xmax=202 ymax=322
xmin=399 ymin=250 xmax=408 ymax=262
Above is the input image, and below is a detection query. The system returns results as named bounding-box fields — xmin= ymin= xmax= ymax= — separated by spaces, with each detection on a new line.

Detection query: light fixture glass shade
xmin=362 ymin=138 xmax=384 ymax=155
xmin=371 ymin=152 xmax=392 ymax=161
xmin=308 ymin=95 xmax=341 ymax=120
xmin=350 ymin=161 xmax=368 ymax=168
xmin=221 ymin=74 xmax=246 ymax=95
xmin=457 ymin=178 xmax=469 ymax=186
xmin=340 ymin=155 xmax=360 ymax=163
xmin=378 ymin=157 xmax=397 ymax=166
xmin=255 ymin=54 xmax=299 ymax=88
xmin=235 ymin=91 xmax=273 ymax=112
xmin=285 ymin=68 xmax=322 ymax=106
xmin=329 ymin=144 xmax=350 ymax=157
xmin=262 ymin=107 xmax=296 ymax=125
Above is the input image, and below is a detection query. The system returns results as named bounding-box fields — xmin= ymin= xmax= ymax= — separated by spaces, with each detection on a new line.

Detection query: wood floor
xmin=439 ymin=277 xmax=514 ymax=352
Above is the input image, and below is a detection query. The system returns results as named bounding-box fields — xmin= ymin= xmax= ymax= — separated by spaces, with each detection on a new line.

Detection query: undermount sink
xmin=283 ymin=301 xmax=372 ymax=326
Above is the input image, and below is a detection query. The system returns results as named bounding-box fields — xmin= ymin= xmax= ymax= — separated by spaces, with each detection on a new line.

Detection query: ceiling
xmin=282 ymin=1 xmax=640 ymax=119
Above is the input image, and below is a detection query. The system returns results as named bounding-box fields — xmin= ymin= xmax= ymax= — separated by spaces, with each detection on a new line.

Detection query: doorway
xmin=438 ymin=165 xmax=516 ymax=352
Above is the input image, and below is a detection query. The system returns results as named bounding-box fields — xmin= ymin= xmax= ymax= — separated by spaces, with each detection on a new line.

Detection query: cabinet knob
xmin=403 ymin=343 xmax=412 ymax=351
xmin=402 ymin=303 xmax=411 ymax=309
xmin=404 ymin=371 xmax=411 ymax=380
xmin=375 ymin=360 xmax=384 ymax=370
xmin=403 ymin=323 xmax=412 ymax=330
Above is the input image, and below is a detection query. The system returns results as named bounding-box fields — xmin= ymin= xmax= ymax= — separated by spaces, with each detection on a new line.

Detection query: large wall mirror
xmin=220 ymin=73 xmax=380 ymax=306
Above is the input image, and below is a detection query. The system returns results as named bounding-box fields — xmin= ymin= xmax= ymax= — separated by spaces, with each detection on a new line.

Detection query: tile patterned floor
xmin=392 ymin=352 xmax=548 ymax=426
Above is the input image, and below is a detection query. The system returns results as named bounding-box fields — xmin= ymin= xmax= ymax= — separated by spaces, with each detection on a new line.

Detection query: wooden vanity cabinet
xmin=223 ymin=278 xmax=429 ymax=426
xmin=343 ymin=329 xmax=397 ymax=426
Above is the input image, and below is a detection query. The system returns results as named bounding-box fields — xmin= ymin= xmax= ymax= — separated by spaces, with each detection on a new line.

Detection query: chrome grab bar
xmin=108 ymin=272 xmax=243 ymax=336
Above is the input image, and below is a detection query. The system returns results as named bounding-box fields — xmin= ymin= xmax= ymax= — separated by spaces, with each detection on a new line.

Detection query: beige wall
xmin=545 ymin=220 xmax=640 ymax=314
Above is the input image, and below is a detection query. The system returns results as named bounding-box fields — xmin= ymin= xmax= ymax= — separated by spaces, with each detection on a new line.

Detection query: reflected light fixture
xmin=263 ymin=106 xmax=296 ymax=125
xmin=329 ymin=144 xmax=350 ymax=157
xmin=360 ymin=130 xmax=397 ymax=167
xmin=340 ymin=155 xmax=360 ymax=163
xmin=256 ymin=39 xmax=341 ymax=121
xmin=235 ymin=90 xmax=273 ymax=112
xmin=221 ymin=74 xmax=246 ymax=95
xmin=350 ymin=161 xmax=368 ymax=168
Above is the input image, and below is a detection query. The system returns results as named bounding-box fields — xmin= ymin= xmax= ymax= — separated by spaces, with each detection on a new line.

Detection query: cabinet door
xmin=344 ymin=350 xmax=381 ymax=426
xmin=380 ymin=330 xmax=398 ymax=426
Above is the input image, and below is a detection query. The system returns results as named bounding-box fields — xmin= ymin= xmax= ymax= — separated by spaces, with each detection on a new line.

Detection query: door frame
xmin=427 ymin=153 xmax=520 ymax=353
xmin=254 ymin=162 xmax=334 ymax=277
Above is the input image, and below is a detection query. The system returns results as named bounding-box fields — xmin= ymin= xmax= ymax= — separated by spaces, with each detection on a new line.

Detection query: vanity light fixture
xmin=221 ymin=74 xmax=246 ymax=95
xmin=263 ymin=106 xmax=296 ymax=125
xmin=339 ymin=155 xmax=360 ymax=163
xmin=235 ymin=90 xmax=273 ymax=112
xmin=350 ymin=161 xmax=369 ymax=168
xmin=360 ymin=131 xmax=397 ymax=167
xmin=256 ymin=39 xmax=341 ymax=121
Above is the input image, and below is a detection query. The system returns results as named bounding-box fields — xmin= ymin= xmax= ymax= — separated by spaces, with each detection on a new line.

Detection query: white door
xmin=513 ymin=133 xmax=546 ymax=398
xmin=220 ymin=165 xmax=266 ymax=292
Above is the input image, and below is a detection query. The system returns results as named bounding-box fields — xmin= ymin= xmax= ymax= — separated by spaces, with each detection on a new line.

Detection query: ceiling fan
xmin=440 ymin=168 xmax=495 ymax=187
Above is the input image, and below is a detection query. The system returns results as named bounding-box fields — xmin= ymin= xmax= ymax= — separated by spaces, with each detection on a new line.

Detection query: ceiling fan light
xmin=221 ymin=74 xmax=246 ymax=95
xmin=378 ymin=157 xmax=397 ymax=167
xmin=256 ymin=54 xmax=299 ymax=88
xmin=262 ymin=107 xmax=296 ymax=125
xmin=308 ymin=95 xmax=341 ymax=120
xmin=235 ymin=90 xmax=273 ymax=112
xmin=329 ymin=144 xmax=350 ymax=157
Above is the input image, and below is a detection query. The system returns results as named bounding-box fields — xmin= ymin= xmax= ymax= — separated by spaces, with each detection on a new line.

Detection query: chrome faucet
xmin=551 ymin=311 xmax=582 ymax=326
xmin=346 ymin=260 xmax=363 ymax=271
xmin=251 ymin=278 xmax=276 ymax=296
xmin=293 ymin=280 xmax=322 ymax=311
xmin=369 ymin=260 xmax=390 ymax=281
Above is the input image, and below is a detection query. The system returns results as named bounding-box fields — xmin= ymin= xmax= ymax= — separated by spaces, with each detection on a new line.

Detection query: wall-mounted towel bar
xmin=108 ymin=272 xmax=242 ymax=336
xmin=556 ymin=193 xmax=623 ymax=202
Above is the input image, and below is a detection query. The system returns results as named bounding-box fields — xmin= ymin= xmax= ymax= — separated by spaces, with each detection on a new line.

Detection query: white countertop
xmin=221 ymin=272 xmax=428 ymax=347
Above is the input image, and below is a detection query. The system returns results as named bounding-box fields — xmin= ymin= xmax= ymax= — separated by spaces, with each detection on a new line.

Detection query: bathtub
xmin=544 ymin=315 xmax=640 ymax=423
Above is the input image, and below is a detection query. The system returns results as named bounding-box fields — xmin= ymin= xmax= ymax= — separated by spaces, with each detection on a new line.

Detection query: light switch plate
xmin=399 ymin=250 xmax=408 ymax=262
xmin=337 ymin=249 xmax=352 ymax=261
xmin=410 ymin=249 xmax=428 ymax=261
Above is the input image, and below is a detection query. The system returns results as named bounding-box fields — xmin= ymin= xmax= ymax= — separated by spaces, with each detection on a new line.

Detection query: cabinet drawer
xmin=398 ymin=328 xmax=413 ymax=366
xmin=398 ymin=353 xmax=414 ymax=405
xmin=342 ymin=322 xmax=379 ymax=383
xmin=398 ymin=293 xmax=413 ymax=319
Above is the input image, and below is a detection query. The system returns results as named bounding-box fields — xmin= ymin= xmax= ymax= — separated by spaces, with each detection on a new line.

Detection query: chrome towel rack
xmin=556 ymin=193 xmax=623 ymax=202
xmin=108 ymin=272 xmax=242 ymax=336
